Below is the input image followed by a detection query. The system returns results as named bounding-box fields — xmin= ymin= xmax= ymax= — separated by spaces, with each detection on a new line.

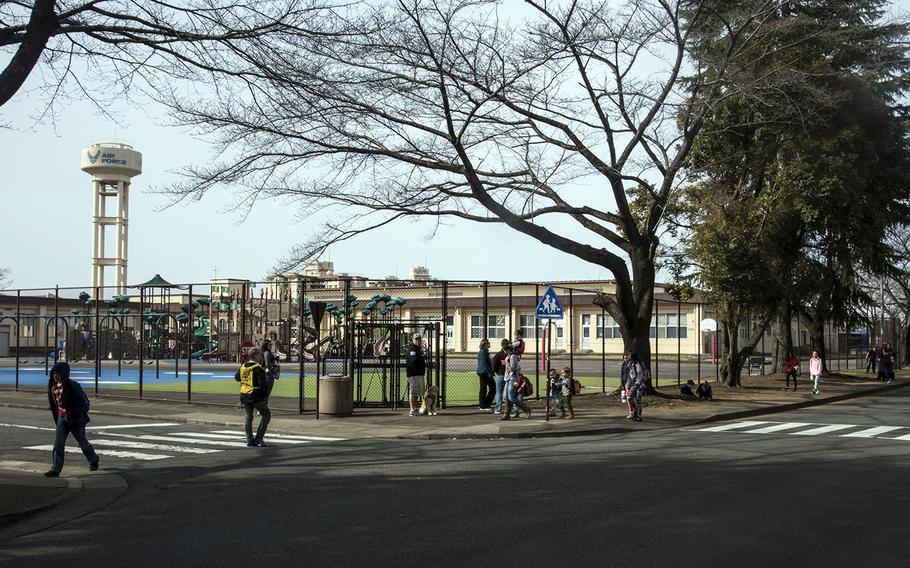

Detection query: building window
xmin=471 ymin=315 xmax=505 ymax=339
xmin=446 ymin=315 xmax=454 ymax=342
xmin=20 ymin=316 xmax=35 ymax=339
xmin=519 ymin=314 xmax=542 ymax=339
xmin=596 ymin=314 xmax=623 ymax=339
xmin=649 ymin=313 xmax=688 ymax=339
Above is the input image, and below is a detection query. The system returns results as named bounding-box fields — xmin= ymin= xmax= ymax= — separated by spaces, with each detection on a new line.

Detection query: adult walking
xmin=784 ymin=351 xmax=799 ymax=391
xmin=44 ymin=362 xmax=99 ymax=477
xmin=865 ymin=346 xmax=878 ymax=374
xmin=879 ymin=343 xmax=895 ymax=384
xmin=620 ymin=352 xmax=634 ymax=418
xmin=235 ymin=347 xmax=271 ymax=446
xmin=491 ymin=339 xmax=510 ymax=415
xmin=405 ymin=333 xmax=427 ymax=417
xmin=809 ymin=350 xmax=823 ymax=395
xmin=260 ymin=339 xmax=278 ymax=402
xmin=476 ymin=338 xmax=495 ymax=410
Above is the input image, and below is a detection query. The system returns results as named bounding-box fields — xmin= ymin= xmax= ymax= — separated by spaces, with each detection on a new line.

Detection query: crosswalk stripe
xmin=87 ymin=423 xmax=179 ymax=430
xmin=0 ymin=423 xmax=55 ymax=432
xmin=790 ymin=424 xmax=856 ymax=436
xmin=741 ymin=422 xmax=814 ymax=434
xmin=693 ymin=421 xmax=769 ymax=432
xmin=840 ymin=426 xmax=904 ymax=438
xmin=91 ymin=439 xmax=221 ymax=454
xmin=168 ymin=432 xmax=310 ymax=445
xmin=215 ymin=431 xmax=348 ymax=442
xmin=889 ymin=432 xmax=910 ymax=441
xmin=98 ymin=432 xmax=250 ymax=447
xmin=24 ymin=445 xmax=171 ymax=461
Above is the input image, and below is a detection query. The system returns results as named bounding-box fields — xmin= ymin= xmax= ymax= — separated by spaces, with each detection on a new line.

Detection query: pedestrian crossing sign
xmin=536 ymin=286 xmax=564 ymax=320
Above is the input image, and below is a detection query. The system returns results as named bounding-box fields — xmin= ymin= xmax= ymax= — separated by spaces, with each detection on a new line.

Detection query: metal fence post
xmin=601 ymin=307 xmax=606 ymax=393
xmin=654 ymin=297 xmax=659 ymax=388
xmin=569 ymin=289 xmax=574 ymax=373
xmin=15 ymin=289 xmax=20 ymax=391
xmin=442 ymin=280 xmax=448 ymax=409
xmin=187 ymin=284 xmax=193 ymax=403
xmin=677 ymin=299 xmax=681 ymax=386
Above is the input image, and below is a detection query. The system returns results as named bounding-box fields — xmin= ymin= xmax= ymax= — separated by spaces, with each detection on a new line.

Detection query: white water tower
xmin=80 ymin=142 xmax=142 ymax=296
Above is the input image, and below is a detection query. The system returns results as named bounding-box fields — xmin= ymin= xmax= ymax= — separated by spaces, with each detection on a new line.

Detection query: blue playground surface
xmin=0 ymin=365 xmax=307 ymax=387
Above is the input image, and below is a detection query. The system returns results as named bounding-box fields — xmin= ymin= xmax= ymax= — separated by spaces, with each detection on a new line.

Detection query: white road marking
xmin=87 ymin=423 xmax=179 ymax=430
xmin=840 ymin=426 xmax=904 ymax=438
xmin=168 ymin=432 xmax=311 ymax=444
xmin=790 ymin=424 xmax=856 ymax=436
xmin=0 ymin=423 xmax=55 ymax=432
xmin=24 ymin=445 xmax=171 ymax=461
xmin=90 ymin=439 xmax=220 ymax=454
xmin=214 ymin=431 xmax=347 ymax=442
xmin=99 ymin=432 xmax=250 ymax=447
xmin=741 ymin=422 xmax=814 ymax=434
xmin=693 ymin=421 xmax=769 ymax=432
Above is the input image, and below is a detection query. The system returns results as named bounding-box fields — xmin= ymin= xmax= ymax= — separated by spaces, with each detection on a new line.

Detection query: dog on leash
xmin=420 ymin=384 xmax=439 ymax=416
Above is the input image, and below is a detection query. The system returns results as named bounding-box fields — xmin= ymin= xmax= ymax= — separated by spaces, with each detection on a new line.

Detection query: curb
xmin=0 ymin=472 xmax=81 ymax=528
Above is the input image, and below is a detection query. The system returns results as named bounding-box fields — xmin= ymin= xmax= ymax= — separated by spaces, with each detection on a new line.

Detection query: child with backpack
xmin=557 ymin=367 xmax=576 ymax=420
xmin=500 ymin=346 xmax=532 ymax=420
xmin=547 ymin=368 xmax=561 ymax=417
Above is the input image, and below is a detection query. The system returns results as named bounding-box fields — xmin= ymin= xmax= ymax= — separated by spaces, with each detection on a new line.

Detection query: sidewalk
xmin=1 ymin=370 xmax=907 ymax=528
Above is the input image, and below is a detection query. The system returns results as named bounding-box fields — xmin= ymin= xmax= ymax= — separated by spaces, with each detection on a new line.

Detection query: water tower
xmin=80 ymin=142 xmax=142 ymax=296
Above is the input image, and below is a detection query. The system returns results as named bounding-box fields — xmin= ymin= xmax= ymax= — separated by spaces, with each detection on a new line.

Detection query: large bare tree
xmin=0 ymin=1 xmax=318 ymax=113
xmin=160 ymin=0 xmax=794 ymax=366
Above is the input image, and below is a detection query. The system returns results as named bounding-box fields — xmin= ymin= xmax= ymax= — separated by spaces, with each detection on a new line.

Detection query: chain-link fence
xmin=1 ymin=278 xmax=889 ymax=410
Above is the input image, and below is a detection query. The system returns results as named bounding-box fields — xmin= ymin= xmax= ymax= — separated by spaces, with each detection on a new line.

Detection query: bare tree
xmin=159 ymin=0 xmax=793 ymax=366
xmin=0 ymin=268 xmax=10 ymax=289
xmin=0 ymin=1 xmax=320 ymax=114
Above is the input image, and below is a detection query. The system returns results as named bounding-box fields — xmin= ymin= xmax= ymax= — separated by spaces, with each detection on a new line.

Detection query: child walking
xmin=809 ymin=350 xmax=823 ymax=395
xmin=547 ymin=369 xmax=560 ymax=417
xmin=558 ymin=367 xmax=575 ymax=420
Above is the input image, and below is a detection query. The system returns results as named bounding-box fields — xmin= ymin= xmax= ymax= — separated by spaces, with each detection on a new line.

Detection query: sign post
xmin=536 ymin=287 xmax=564 ymax=422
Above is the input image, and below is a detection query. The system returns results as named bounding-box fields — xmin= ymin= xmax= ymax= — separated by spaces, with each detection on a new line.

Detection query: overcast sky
xmin=1 ymin=0 xmax=908 ymax=292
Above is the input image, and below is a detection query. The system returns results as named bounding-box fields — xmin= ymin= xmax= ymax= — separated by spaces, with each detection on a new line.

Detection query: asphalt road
xmin=2 ymin=390 xmax=910 ymax=567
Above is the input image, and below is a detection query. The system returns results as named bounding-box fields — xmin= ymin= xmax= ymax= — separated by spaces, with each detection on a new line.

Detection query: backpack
xmin=519 ymin=374 xmax=533 ymax=396
xmin=572 ymin=377 xmax=582 ymax=395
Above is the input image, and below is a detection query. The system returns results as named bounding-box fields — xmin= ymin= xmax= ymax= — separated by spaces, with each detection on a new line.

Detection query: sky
xmin=1 ymin=0 xmax=908 ymax=293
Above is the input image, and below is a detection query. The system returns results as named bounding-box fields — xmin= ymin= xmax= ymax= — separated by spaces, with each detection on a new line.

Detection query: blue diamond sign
xmin=536 ymin=286 xmax=564 ymax=320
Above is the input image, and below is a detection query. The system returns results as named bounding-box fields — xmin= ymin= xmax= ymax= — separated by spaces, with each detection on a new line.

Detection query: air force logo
xmin=87 ymin=149 xmax=101 ymax=164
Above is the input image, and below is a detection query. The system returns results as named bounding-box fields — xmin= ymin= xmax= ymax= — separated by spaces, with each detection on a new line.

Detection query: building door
xmin=0 ymin=327 xmax=8 ymax=357
xmin=581 ymin=314 xmax=591 ymax=350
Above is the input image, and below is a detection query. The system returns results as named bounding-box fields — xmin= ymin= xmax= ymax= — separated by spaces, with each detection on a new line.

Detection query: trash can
xmin=318 ymin=374 xmax=353 ymax=416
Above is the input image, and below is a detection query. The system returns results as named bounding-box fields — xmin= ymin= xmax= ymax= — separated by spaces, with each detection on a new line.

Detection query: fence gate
xmin=352 ymin=320 xmax=441 ymax=408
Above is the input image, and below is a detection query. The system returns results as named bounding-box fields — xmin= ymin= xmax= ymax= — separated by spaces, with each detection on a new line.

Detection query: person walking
xmin=557 ymin=366 xmax=575 ymax=420
xmin=880 ymin=343 xmax=895 ymax=384
xmin=491 ymin=339 xmax=510 ymax=415
xmin=405 ymin=333 xmax=427 ymax=417
xmin=620 ymin=352 xmax=634 ymax=419
xmin=547 ymin=368 xmax=560 ymax=417
xmin=626 ymin=352 xmax=646 ymax=421
xmin=44 ymin=362 xmax=99 ymax=477
xmin=866 ymin=346 xmax=878 ymax=374
xmin=784 ymin=351 xmax=799 ymax=391
xmin=235 ymin=347 xmax=271 ymax=446
xmin=476 ymin=339 xmax=495 ymax=410
xmin=260 ymin=339 xmax=278 ymax=402
xmin=499 ymin=344 xmax=531 ymax=420
xmin=809 ymin=350 xmax=823 ymax=395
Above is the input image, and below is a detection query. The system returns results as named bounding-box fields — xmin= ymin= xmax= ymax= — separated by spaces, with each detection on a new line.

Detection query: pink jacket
xmin=809 ymin=357 xmax=823 ymax=376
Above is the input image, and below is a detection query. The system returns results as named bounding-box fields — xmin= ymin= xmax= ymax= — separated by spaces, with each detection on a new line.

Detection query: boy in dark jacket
xmin=405 ymin=334 xmax=427 ymax=416
xmin=45 ymin=362 xmax=99 ymax=477
xmin=235 ymin=347 xmax=271 ymax=446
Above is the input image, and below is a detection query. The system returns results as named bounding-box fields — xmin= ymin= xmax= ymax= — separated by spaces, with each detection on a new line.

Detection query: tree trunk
xmin=772 ymin=304 xmax=793 ymax=374
xmin=720 ymin=315 xmax=743 ymax=387
xmin=804 ymin=315 xmax=828 ymax=373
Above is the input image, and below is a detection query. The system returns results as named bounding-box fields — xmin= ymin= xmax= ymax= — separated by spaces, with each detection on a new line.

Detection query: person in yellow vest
xmin=234 ymin=347 xmax=271 ymax=447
